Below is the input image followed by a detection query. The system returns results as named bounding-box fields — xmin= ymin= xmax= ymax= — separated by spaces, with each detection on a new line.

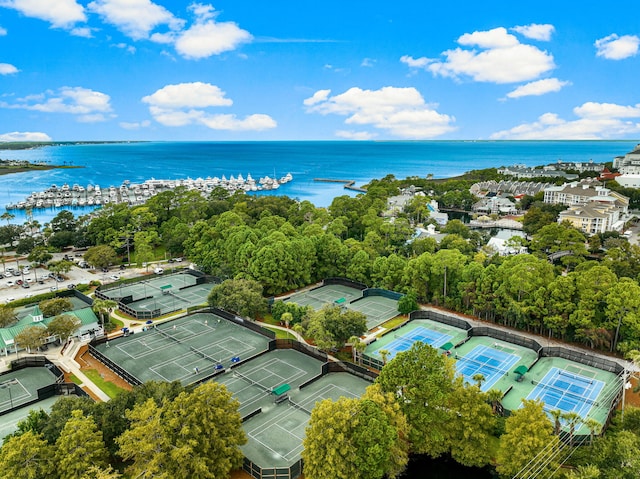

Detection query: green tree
xmin=27 ymin=246 xmax=52 ymax=269
xmin=42 ymin=396 xmax=96 ymax=444
xmin=14 ymin=326 xmax=48 ymax=353
xmin=302 ymin=397 xmax=403 ymax=479
xmin=207 ymin=278 xmax=268 ymax=319
xmin=397 ymin=291 xmax=418 ymax=315
xmin=305 ymin=305 xmax=367 ymax=350
xmin=376 ymin=342 xmax=456 ymax=457
xmin=565 ymin=465 xmax=601 ymax=479
xmin=445 ymin=383 xmax=495 ymax=467
xmin=54 ymin=410 xmax=109 ymax=479
xmin=0 ymin=430 xmax=54 ymax=479
xmin=117 ymin=382 xmax=246 ymax=479
xmin=84 ymin=245 xmax=118 ymax=270
xmin=38 ymin=298 xmax=73 ymax=317
xmin=91 ymin=299 xmax=118 ymax=328
xmin=496 ymin=399 xmax=560 ymax=478
xmin=47 ymin=314 xmax=81 ymax=342
xmin=0 ymin=305 xmax=16 ymax=328
xmin=2 ymin=409 xmax=49 ymax=443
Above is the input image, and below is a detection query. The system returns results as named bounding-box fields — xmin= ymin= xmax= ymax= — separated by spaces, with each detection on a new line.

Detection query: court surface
xmin=0 ymin=367 xmax=58 ymax=414
xmin=455 ymin=344 xmax=521 ymax=391
xmin=93 ymin=313 xmax=270 ymax=385
xmin=365 ymin=319 xmax=468 ymax=362
xmin=241 ymin=372 xmax=372 ymax=469
xmin=527 ymin=366 xmax=605 ymax=418
xmin=0 ymin=395 xmax=63 ymax=441
xmin=347 ymin=296 xmax=400 ymax=330
xmin=284 ymin=284 xmax=363 ymax=311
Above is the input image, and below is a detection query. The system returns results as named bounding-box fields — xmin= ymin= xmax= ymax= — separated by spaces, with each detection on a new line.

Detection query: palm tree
xmin=549 ymin=409 xmax=563 ymax=436
xmin=0 ymin=211 xmax=15 ymax=226
xmin=348 ymin=336 xmax=366 ymax=365
xmin=583 ymin=418 xmax=601 ymax=446
xmin=472 ymin=373 xmax=486 ymax=388
xmin=379 ymin=349 xmax=390 ymax=366
xmin=486 ymin=388 xmax=503 ymax=415
xmin=91 ymin=299 xmax=118 ymax=328
xmin=561 ymin=412 xmax=582 ymax=446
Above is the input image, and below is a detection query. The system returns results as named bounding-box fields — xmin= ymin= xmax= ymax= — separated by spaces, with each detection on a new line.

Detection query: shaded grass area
xmin=263 ymin=326 xmax=297 ymax=340
xmin=69 ymin=374 xmax=82 ymax=385
xmin=83 ymin=369 xmax=125 ymax=399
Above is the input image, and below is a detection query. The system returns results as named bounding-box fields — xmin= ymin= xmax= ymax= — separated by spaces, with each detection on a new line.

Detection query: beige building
xmin=544 ymin=183 xmax=629 ymax=234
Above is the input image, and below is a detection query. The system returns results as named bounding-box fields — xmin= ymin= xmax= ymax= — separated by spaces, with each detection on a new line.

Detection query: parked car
xmin=67 ymin=284 xmax=75 ymax=289
xmin=6 ymin=280 xmax=14 ymax=286
xmin=21 ymin=282 xmax=30 ymax=289
xmin=109 ymin=275 xmax=119 ymax=281
xmin=154 ymin=267 xmax=164 ymax=274
xmin=26 ymin=278 xmax=33 ymax=283
xmin=4 ymin=271 xmax=12 ymax=278
xmin=15 ymin=279 xmax=23 ymax=285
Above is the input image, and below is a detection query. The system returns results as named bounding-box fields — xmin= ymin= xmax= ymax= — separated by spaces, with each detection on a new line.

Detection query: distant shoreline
xmin=0 ymin=161 xmax=83 ymax=176
xmin=0 ymin=140 xmax=146 ymax=150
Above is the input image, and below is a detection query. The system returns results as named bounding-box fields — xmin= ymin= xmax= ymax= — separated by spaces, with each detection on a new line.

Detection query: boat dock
xmin=6 ymin=172 xmax=293 ymax=211
xmin=313 ymin=178 xmax=367 ymax=192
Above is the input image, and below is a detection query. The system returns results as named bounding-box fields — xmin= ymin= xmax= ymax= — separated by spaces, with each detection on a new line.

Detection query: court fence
xmin=541 ymin=346 xmax=625 ymax=375
xmin=243 ymin=458 xmax=302 ymax=479
xmin=88 ymin=343 xmax=143 ymax=387
xmin=470 ymin=326 xmax=543 ymax=353
xmin=322 ymin=277 xmax=368 ymax=291
xmin=274 ymin=339 xmax=328 ymax=363
xmin=362 ymin=288 xmax=404 ymax=301
xmin=409 ymin=309 xmax=473 ymax=331
xmin=210 ymin=308 xmax=276 ymax=340
xmin=1 ymin=356 xmax=90 ymax=417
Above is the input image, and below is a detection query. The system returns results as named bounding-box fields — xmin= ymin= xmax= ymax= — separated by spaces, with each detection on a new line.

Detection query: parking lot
xmin=0 ymin=252 xmax=189 ymax=304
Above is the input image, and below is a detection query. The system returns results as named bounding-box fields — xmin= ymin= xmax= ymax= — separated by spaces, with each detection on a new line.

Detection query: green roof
xmin=514 ymin=365 xmax=528 ymax=376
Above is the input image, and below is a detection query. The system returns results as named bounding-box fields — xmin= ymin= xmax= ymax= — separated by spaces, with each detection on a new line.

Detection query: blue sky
xmin=0 ymin=0 xmax=639 ymax=142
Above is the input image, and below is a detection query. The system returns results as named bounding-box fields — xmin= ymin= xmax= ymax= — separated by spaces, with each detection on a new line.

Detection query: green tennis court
xmin=215 ymin=349 xmax=322 ymax=417
xmin=125 ymin=283 xmax=213 ymax=315
xmin=502 ymin=356 xmax=622 ymax=434
xmin=240 ymin=371 xmax=372 ymax=471
xmin=284 ymin=284 xmax=362 ymax=310
xmin=348 ymin=296 xmax=400 ymax=330
xmin=0 ymin=395 xmax=66 ymax=441
xmin=100 ymin=272 xmax=199 ymax=301
xmin=0 ymin=367 xmax=59 ymax=414
xmin=93 ymin=313 xmax=271 ymax=385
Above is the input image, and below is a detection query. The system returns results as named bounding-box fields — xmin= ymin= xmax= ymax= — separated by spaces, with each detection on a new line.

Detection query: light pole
xmin=1 ymin=378 xmax=18 ymax=409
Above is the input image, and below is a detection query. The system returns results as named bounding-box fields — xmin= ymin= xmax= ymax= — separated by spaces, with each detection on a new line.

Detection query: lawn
xmin=263 ymin=326 xmax=297 ymax=340
xmin=83 ymin=369 xmax=125 ymax=399
xmin=69 ymin=374 xmax=82 ymax=385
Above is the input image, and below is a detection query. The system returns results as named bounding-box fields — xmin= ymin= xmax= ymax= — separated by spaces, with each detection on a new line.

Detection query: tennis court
xmin=502 ymin=356 xmax=622 ymax=434
xmin=100 ymin=272 xmax=199 ymax=301
xmin=241 ymin=371 xmax=372 ymax=470
xmin=284 ymin=284 xmax=363 ymax=310
xmin=455 ymin=345 xmax=521 ymax=392
xmin=365 ymin=319 xmax=469 ymax=362
xmin=93 ymin=313 xmax=270 ymax=385
xmin=125 ymin=283 xmax=213 ymax=315
xmin=528 ymin=367 xmax=605 ymax=418
xmin=0 ymin=395 xmax=64 ymax=441
xmin=453 ymin=336 xmax=539 ymax=393
xmin=348 ymin=296 xmax=400 ymax=330
xmin=0 ymin=367 xmax=59 ymax=414
xmin=215 ymin=349 xmax=322 ymax=417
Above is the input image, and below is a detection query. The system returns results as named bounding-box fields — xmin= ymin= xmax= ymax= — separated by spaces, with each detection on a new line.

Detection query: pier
xmin=313 ymin=178 xmax=367 ymax=192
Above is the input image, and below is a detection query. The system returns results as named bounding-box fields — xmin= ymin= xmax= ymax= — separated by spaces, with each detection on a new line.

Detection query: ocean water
xmin=0 ymin=140 xmax=636 ymax=224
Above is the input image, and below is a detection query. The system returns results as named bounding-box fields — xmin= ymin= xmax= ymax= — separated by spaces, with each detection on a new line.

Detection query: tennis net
xmin=167 ymin=290 xmax=190 ymax=303
xmin=287 ymin=397 xmax=312 ymax=415
xmin=233 ymin=371 xmax=272 ymax=394
xmin=532 ymin=379 xmax=599 ymax=406
xmin=157 ymin=328 xmax=182 ymax=344
xmin=189 ymin=346 xmax=220 ymax=364
xmin=305 ymin=292 xmax=331 ymax=303
xmin=456 ymin=355 xmax=511 ymax=376
xmin=558 ymin=370 xmax=594 ymax=384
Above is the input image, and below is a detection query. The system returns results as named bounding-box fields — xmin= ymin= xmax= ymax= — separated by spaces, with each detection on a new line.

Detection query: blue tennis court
xmin=456 ymin=345 xmax=520 ymax=391
xmin=384 ymin=326 xmax=452 ymax=360
xmin=526 ymin=367 xmax=604 ymax=418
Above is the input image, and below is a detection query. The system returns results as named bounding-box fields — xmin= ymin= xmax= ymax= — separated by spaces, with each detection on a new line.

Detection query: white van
xmin=154 ymin=267 xmax=164 ymax=274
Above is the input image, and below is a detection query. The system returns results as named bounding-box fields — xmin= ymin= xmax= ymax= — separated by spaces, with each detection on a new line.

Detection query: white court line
xmin=249 ymin=423 xmax=304 ymax=462
xmin=0 ymin=379 xmax=32 ymax=409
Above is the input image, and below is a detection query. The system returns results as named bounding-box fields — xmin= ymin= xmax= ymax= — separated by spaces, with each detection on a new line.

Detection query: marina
xmin=6 ymin=172 xmax=293 ymax=211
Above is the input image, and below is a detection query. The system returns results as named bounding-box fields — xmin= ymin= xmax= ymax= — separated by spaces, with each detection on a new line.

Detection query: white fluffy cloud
xmin=0 ymin=0 xmax=85 ymax=28
xmin=172 ymin=4 xmax=252 ymax=59
xmin=0 ymin=131 xmax=52 ymax=141
xmin=304 ymin=86 xmax=456 ymax=139
xmin=335 ymin=130 xmax=377 ymax=140
xmin=595 ymin=34 xmax=640 ymax=60
xmin=505 ymin=78 xmax=570 ymax=99
xmin=403 ymin=27 xmax=555 ymax=84
xmin=119 ymin=120 xmax=151 ymax=130
xmin=88 ymin=0 xmax=183 ymax=40
xmin=0 ymin=86 xmax=113 ymax=122
xmin=0 ymin=26 xmax=6 ymax=35
xmin=490 ymin=101 xmax=640 ymax=139
xmin=511 ymin=24 xmax=555 ymax=41
xmin=142 ymin=82 xmax=276 ymax=131
xmin=0 ymin=63 xmax=18 ymax=74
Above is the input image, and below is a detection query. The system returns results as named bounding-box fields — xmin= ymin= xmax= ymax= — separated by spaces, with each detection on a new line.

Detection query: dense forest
xmin=1 ymin=170 xmax=640 ymax=477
